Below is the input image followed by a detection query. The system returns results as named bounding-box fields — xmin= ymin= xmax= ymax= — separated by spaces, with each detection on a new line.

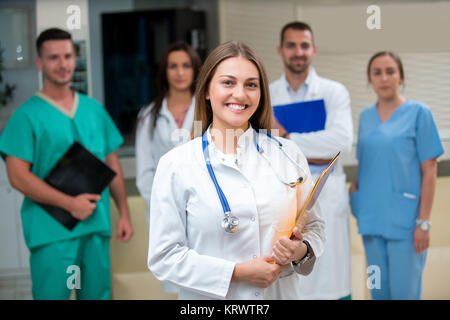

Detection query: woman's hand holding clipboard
xmin=289 ymin=152 xmax=341 ymax=238
xmin=271 ymin=152 xmax=340 ymax=265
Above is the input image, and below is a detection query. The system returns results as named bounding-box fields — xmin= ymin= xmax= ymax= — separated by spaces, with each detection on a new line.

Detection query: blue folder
xmin=273 ymin=99 xmax=326 ymax=133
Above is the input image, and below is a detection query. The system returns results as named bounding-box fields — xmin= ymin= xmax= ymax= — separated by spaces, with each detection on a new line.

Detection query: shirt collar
xmin=237 ymin=125 xmax=254 ymax=150
xmin=282 ymin=67 xmax=316 ymax=93
xmin=206 ymin=124 xmax=255 ymax=159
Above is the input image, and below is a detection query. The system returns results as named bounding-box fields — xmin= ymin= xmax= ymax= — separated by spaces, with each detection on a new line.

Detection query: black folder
xmin=39 ymin=141 xmax=116 ymax=230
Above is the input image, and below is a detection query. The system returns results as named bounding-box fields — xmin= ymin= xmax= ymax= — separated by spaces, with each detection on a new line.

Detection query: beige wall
xmin=298 ymin=1 xmax=450 ymax=53
xmin=36 ymin=0 xmax=89 ymax=32
xmin=218 ymin=0 xmax=450 ymax=163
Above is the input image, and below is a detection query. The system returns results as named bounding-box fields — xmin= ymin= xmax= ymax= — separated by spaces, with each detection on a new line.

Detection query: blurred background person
xmin=0 ymin=28 xmax=133 ymax=300
xmin=270 ymin=21 xmax=353 ymax=300
xmin=349 ymin=51 xmax=444 ymax=299
xmin=135 ymin=42 xmax=201 ymax=294
xmin=135 ymin=41 xmax=201 ymax=223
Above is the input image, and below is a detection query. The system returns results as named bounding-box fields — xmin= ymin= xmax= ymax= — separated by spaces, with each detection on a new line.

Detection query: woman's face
xmin=207 ymin=56 xmax=261 ymax=132
xmin=166 ymin=50 xmax=194 ymax=92
xmin=369 ymin=55 xmax=403 ymax=100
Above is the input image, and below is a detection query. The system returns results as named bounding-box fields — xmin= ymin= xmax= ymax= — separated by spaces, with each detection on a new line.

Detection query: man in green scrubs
xmin=0 ymin=28 xmax=134 ymax=299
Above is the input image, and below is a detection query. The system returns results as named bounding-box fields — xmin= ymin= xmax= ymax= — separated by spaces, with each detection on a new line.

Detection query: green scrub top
xmin=0 ymin=92 xmax=124 ymax=249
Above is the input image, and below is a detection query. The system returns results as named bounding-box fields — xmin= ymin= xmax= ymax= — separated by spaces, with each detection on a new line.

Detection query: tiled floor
xmin=0 ymin=275 xmax=32 ymax=300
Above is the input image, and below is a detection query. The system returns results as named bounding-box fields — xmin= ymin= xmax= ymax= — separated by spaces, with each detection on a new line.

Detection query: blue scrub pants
xmin=29 ymin=233 xmax=111 ymax=300
xmin=362 ymin=235 xmax=427 ymax=300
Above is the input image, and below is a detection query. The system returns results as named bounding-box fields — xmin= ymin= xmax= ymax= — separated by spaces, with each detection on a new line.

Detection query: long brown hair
xmin=191 ymin=41 xmax=273 ymax=138
xmin=139 ymin=41 xmax=201 ymax=137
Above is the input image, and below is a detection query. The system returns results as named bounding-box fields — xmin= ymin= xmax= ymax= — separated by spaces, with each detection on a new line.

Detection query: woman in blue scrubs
xmin=349 ymin=51 xmax=444 ymax=299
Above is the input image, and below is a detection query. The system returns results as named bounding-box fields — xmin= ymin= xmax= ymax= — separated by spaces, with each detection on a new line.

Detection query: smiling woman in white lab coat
xmin=135 ymin=42 xmax=201 ymax=224
xmin=147 ymin=41 xmax=326 ymax=300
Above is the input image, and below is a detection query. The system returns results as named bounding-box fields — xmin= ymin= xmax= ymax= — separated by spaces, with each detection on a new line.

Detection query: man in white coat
xmin=270 ymin=21 xmax=353 ymax=300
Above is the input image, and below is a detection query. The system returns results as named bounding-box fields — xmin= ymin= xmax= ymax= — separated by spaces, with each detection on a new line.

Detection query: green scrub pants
xmin=29 ymin=233 xmax=111 ymax=300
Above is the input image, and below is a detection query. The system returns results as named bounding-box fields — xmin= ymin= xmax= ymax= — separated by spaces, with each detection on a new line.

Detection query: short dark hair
xmin=36 ymin=28 xmax=73 ymax=56
xmin=280 ymin=21 xmax=314 ymax=45
xmin=367 ymin=51 xmax=405 ymax=83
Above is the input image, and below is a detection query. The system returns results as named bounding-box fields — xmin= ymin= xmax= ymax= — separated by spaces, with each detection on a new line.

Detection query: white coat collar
xmin=159 ymin=97 xmax=170 ymax=119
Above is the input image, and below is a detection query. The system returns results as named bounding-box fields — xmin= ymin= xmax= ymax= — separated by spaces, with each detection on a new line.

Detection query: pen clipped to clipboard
xmin=289 ymin=151 xmax=340 ymax=238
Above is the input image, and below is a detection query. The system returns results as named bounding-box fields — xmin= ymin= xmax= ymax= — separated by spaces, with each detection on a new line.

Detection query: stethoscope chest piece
xmin=202 ymin=126 xmax=307 ymax=234
xmin=222 ymin=212 xmax=239 ymax=233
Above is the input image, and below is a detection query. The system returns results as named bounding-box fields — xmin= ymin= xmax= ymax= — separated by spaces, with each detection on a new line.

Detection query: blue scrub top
xmin=350 ymin=99 xmax=444 ymax=240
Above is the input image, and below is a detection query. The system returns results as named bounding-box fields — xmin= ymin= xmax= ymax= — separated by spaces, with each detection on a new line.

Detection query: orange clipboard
xmin=288 ymin=151 xmax=340 ymax=238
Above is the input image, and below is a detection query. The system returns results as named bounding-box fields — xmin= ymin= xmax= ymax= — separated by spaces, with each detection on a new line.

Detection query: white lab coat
xmin=148 ymin=127 xmax=326 ymax=300
xmin=136 ymin=97 xmax=195 ymax=294
xmin=270 ymin=68 xmax=353 ymax=299
xmin=135 ymin=97 xmax=195 ymax=223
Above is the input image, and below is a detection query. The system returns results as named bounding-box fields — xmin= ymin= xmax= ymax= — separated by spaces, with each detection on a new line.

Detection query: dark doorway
xmin=102 ymin=9 xmax=206 ymax=146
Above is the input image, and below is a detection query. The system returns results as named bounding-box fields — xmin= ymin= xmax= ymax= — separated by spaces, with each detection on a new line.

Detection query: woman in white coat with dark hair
xmin=135 ymin=41 xmax=201 ymax=224
xmin=136 ymin=42 xmax=201 ymax=295
xmin=147 ymin=41 xmax=325 ymax=300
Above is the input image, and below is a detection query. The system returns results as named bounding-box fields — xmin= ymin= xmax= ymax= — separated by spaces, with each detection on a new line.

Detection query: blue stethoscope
xmin=202 ymin=125 xmax=308 ymax=233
